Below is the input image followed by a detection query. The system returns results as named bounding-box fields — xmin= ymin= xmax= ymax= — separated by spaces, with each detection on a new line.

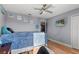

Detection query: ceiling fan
xmin=34 ymin=4 xmax=53 ymax=15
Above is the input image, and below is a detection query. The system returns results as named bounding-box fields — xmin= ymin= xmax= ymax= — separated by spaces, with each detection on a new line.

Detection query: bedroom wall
xmin=0 ymin=5 xmax=6 ymax=35
xmin=47 ymin=8 xmax=79 ymax=46
xmin=0 ymin=7 xmax=3 ymax=35
xmin=5 ymin=11 xmax=43 ymax=32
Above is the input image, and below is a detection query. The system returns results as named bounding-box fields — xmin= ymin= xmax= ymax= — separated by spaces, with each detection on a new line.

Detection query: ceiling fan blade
xmin=45 ymin=4 xmax=52 ymax=9
xmin=34 ymin=8 xmax=42 ymax=10
xmin=45 ymin=10 xmax=53 ymax=13
xmin=43 ymin=4 xmax=47 ymax=7
xmin=40 ymin=11 xmax=43 ymax=14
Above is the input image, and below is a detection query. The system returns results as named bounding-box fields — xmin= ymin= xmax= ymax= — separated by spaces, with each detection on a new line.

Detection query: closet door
xmin=71 ymin=16 xmax=79 ymax=49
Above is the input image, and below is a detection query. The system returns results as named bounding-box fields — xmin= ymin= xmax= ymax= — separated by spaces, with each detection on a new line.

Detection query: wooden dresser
xmin=0 ymin=43 xmax=12 ymax=54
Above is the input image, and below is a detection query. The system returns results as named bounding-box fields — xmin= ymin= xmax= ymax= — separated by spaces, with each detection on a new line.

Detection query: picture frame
xmin=56 ymin=19 xmax=65 ymax=27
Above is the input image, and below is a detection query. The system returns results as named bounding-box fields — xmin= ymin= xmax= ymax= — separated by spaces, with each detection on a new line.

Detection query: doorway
xmin=41 ymin=22 xmax=47 ymax=32
xmin=71 ymin=16 xmax=79 ymax=49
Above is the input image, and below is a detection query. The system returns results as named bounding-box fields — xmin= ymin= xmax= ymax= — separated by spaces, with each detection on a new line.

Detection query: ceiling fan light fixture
xmin=34 ymin=4 xmax=53 ymax=15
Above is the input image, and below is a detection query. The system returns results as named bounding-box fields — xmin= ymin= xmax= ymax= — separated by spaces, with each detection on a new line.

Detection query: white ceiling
xmin=2 ymin=4 xmax=79 ymax=19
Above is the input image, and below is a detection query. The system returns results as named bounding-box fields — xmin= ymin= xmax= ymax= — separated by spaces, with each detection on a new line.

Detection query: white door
xmin=71 ymin=16 xmax=79 ymax=49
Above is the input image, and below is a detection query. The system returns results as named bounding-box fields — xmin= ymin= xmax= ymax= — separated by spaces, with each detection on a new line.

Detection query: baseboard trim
xmin=49 ymin=39 xmax=71 ymax=48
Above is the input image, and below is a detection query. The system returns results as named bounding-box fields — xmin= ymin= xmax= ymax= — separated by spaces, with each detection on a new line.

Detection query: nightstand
xmin=0 ymin=42 xmax=12 ymax=54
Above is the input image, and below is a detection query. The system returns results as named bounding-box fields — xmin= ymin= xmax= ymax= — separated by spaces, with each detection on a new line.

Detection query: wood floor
xmin=20 ymin=40 xmax=79 ymax=54
xmin=48 ymin=40 xmax=79 ymax=54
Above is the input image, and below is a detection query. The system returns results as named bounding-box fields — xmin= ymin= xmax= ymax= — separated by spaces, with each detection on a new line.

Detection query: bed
xmin=0 ymin=32 xmax=47 ymax=54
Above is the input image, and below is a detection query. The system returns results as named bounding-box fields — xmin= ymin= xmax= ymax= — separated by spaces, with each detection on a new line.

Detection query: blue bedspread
xmin=0 ymin=32 xmax=33 ymax=50
xmin=0 ymin=32 xmax=47 ymax=50
xmin=12 ymin=32 xmax=33 ymax=49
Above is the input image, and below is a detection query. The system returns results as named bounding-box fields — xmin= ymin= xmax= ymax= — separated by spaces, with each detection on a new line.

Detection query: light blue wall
xmin=5 ymin=11 xmax=41 ymax=32
xmin=47 ymin=8 xmax=79 ymax=45
xmin=0 ymin=5 xmax=6 ymax=35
